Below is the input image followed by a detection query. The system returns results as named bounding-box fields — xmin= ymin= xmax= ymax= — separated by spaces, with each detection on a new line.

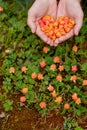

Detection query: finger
xmin=48 ymin=0 xmax=57 ymax=18
xmin=53 ymin=39 xmax=60 ymax=46
xmin=59 ymin=30 xmax=74 ymax=43
xmin=74 ymin=12 xmax=83 ymax=35
xmin=55 ymin=30 xmax=74 ymax=44
xmin=27 ymin=11 xmax=36 ymax=33
xmin=47 ymin=40 xmax=54 ymax=46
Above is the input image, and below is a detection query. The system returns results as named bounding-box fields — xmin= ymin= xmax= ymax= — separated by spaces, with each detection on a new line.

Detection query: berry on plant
xmin=22 ymin=88 xmax=28 ymax=94
xmin=64 ymin=103 xmax=70 ymax=109
xmin=58 ymin=65 xmax=64 ymax=71
xmin=39 ymin=102 xmax=46 ymax=108
xmin=47 ymin=85 xmax=54 ymax=92
xmin=75 ymin=98 xmax=81 ymax=105
xmin=0 ymin=6 xmax=3 ymax=12
xmin=72 ymin=45 xmax=78 ymax=52
xmin=72 ymin=93 xmax=78 ymax=101
xmin=71 ymin=65 xmax=77 ymax=72
xmin=38 ymin=74 xmax=43 ymax=80
xmin=31 ymin=72 xmax=37 ymax=79
xmin=4 ymin=49 xmax=10 ymax=54
xmin=51 ymin=90 xmax=57 ymax=98
xmin=53 ymin=56 xmax=61 ymax=63
xmin=9 ymin=67 xmax=15 ymax=73
xmin=56 ymin=75 xmax=62 ymax=82
xmin=50 ymin=64 xmax=56 ymax=71
xmin=83 ymin=80 xmax=87 ymax=86
xmin=21 ymin=66 xmax=28 ymax=73
xmin=20 ymin=96 xmax=26 ymax=102
xmin=40 ymin=61 xmax=46 ymax=68
xmin=55 ymin=96 xmax=62 ymax=104
xmin=43 ymin=46 xmax=49 ymax=53
xmin=71 ymin=75 xmax=77 ymax=82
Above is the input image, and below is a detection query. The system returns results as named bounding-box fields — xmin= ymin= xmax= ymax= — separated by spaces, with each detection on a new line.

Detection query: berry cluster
xmin=39 ymin=15 xmax=75 ymax=41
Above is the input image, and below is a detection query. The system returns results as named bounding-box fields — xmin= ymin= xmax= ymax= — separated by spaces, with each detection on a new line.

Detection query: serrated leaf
xmin=81 ymin=62 xmax=87 ymax=71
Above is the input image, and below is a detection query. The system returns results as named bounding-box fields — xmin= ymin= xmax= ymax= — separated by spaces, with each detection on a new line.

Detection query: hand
xmin=54 ymin=0 xmax=84 ymax=46
xmin=27 ymin=0 xmax=57 ymax=46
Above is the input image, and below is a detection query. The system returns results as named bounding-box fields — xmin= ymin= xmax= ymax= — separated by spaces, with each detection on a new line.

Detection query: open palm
xmin=54 ymin=0 xmax=83 ymax=46
xmin=27 ymin=0 xmax=57 ymax=46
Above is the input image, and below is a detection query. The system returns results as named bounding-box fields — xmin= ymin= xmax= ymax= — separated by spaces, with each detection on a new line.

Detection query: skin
xmin=27 ymin=0 xmax=83 ymax=47
xmin=27 ymin=0 xmax=57 ymax=46
xmin=54 ymin=0 xmax=83 ymax=46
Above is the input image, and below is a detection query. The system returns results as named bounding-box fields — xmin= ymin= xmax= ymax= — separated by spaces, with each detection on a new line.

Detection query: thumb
xmin=74 ymin=14 xmax=83 ymax=35
xmin=27 ymin=12 xmax=36 ymax=33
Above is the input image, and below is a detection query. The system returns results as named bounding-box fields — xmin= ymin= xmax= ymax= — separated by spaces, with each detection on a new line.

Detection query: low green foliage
xmin=63 ymin=117 xmax=83 ymax=130
xmin=0 ymin=1 xmax=87 ymax=129
xmin=3 ymin=99 xmax=13 ymax=111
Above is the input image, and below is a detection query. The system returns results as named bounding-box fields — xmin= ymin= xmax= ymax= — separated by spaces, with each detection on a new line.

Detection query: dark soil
xmin=0 ymin=92 xmax=64 ymax=130
xmin=0 ymin=91 xmax=87 ymax=130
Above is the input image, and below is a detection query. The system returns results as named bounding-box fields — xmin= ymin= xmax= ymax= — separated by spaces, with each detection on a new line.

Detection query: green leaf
xmin=3 ymin=100 xmax=13 ymax=111
xmin=26 ymin=90 xmax=35 ymax=104
xmin=81 ymin=62 xmax=87 ymax=71
xmin=75 ymin=126 xmax=83 ymax=130
xmin=75 ymin=36 xmax=85 ymax=43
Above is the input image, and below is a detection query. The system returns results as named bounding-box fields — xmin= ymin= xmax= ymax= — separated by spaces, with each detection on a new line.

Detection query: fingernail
xmin=31 ymin=29 xmax=35 ymax=33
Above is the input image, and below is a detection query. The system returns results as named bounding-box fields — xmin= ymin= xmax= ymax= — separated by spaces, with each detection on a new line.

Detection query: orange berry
xmin=50 ymin=64 xmax=56 ymax=71
xmin=51 ymin=90 xmax=57 ymax=98
xmin=22 ymin=88 xmax=28 ymax=94
xmin=50 ymin=17 xmax=55 ymax=23
xmin=22 ymin=67 xmax=28 ymax=73
xmin=39 ymin=102 xmax=46 ymax=108
xmin=48 ymin=30 xmax=54 ymax=37
xmin=68 ymin=23 xmax=73 ymax=28
xmin=59 ymin=20 xmax=65 ymax=25
xmin=51 ymin=35 xmax=56 ymax=41
xmin=72 ymin=45 xmax=78 ymax=52
xmin=55 ymin=96 xmax=62 ymax=103
xmin=31 ymin=72 xmax=37 ymax=79
xmin=75 ymin=98 xmax=81 ymax=105
xmin=40 ymin=61 xmax=46 ymax=68
xmin=64 ymin=27 xmax=71 ymax=33
xmin=47 ymin=85 xmax=54 ymax=92
xmin=64 ymin=103 xmax=70 ymax=109
xmin=58 ymin=24 xmax=64 ymax=29
xmin=4 ymin=49 xmax=10 ymax=54
xmin=56 ymin=75 xmax=62 ymax=82
xmin=59 ymin=28 xmax=66 ymax=35
xmin=64 ymin=17 xmax=69 ymax=24
xmin=20 ymin=96 xmax=26 ymax=102
xmin=71 ymin=75 xmax=77 ymax=82
xmin=46 ymin=20 xmax=50 ymax=25
xmin=58 ymin=65 xmax=64 ymax=71
xmin=70 ymin=19 xmax=75 ymax=25
xmin=0 ymin=6 xmax=3 ymax=12
xmin=38 ymin=74 xmax=43 ymax=80
xmin=71 ymin=65 xmax=77 ymax=72
xmin=53 ymin=56 xmax=61 ymax=63
xmin=9 ymin=67 xmax=15 ymax=73
xmin=39 ymin=20 xmax=45 ymax=27
xmin=53 ymin=21 xmax=58 ymax=27
xmin=43 ymin=46 xmax=49 ymax=53
xmin=55 ymin=31 xmax=61 ymax=38
xmin=21 ymin=66 xmax=28 ymax=73
xmin=83 ymin=80 xmax=87 ymax=86
xmin=72 ymin=93 xmax=78 ymax=101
